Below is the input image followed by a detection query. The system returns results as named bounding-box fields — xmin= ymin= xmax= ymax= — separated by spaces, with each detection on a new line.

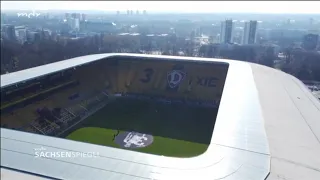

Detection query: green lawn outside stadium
xmin=65 ymin=98 xmax=216 ymax=157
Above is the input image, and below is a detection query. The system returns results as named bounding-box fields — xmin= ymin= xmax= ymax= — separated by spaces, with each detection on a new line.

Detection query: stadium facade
xmin=1 ymin=53 xmax=320 ymax=180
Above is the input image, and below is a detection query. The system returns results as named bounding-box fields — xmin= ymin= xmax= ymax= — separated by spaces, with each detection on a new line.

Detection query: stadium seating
xmin=114 ymin=60 xmax=227 ymax=104
xmin=96 ymin=92 xmax=109 ymax=101
xmin=66 ymin=105 xmax=84 ymax=116
xmin=25 ymin=126 xmax=39 ymax=134
xmin=59 ymin=109 xmax=75 ymax=123
xmin=1 ymin=113 xmax=26 ymax=129
xmin=1 ymin=57 xmax=228 ymax=135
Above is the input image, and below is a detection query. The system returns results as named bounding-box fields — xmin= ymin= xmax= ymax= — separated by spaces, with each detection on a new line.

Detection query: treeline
xmin=0 ymin=34 xmax=185 ymax=74
xmin=198 ymin=44 xmax=320 ymax=81
xmin=1 ymin=37 xmax=103 ymax=74
xmin=1 ymin=37 xmax=319 ymax=81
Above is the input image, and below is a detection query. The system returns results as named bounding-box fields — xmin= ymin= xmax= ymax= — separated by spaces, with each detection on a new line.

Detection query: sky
xmin=1 ymin=1 xmax=320 ymax=14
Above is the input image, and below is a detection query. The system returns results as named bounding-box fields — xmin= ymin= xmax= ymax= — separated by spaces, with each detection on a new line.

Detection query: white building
xmin=43 ymin=29 xmax=52 ymax=39
xmin=15 ymin=26 xmax=27 ymax=44
xmin=242 ymin=21 xmax=258 ymax=45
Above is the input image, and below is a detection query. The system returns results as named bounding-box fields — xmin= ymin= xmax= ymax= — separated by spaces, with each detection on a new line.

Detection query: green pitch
xmin=67 ymin=127 xmax=208 ymax=157
xmin=66 ymin=98 xmax=217 ymax=157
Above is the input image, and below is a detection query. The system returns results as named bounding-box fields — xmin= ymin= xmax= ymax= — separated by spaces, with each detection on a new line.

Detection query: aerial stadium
xmin=1 ymin=53 xmax=320 ymax=180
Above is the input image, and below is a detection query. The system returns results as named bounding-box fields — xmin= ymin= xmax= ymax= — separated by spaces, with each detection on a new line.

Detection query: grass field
xmin=66 ymin=98 xmax=217 ymax=157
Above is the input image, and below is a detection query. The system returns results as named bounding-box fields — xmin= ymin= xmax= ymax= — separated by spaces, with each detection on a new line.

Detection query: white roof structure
xmin=1 ymin=53 xmax=320 ymax=180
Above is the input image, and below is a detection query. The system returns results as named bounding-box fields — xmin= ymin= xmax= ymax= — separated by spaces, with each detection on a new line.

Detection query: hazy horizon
xmin=1 ymin=1 xmax=320 ymax=14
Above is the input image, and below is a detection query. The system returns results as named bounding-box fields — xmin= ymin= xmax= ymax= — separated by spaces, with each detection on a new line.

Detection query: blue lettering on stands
xmin=140 ymin=68 xmax=154 ymax=83
xmin=197 ymin=77 xmax=218 ymax=87
xmin=166 ymin=64 xmax=185 ymax=92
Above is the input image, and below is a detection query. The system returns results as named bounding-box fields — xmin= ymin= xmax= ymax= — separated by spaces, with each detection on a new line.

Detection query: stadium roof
xmin=1 ymin=53 xmax=320 ymax=180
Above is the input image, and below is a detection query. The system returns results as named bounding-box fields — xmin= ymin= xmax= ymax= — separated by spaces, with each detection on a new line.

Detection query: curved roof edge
xmin=1 ymin=53 xmax=320 ymax=180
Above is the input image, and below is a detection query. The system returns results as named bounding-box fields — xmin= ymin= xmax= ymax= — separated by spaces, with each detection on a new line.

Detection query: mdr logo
xmin=34 ymin=147 xmax=100 ymax=159
xmin=17 ymin=10 xmax=41 ymax=18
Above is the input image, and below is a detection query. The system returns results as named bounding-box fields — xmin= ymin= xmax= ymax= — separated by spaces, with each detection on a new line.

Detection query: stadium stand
xmin=58 ymin=109 xmax=76 ymax=123
xmin=110 ymin=59 xmax=227 ymax=108
xmin=1 ymin=56 xmax=226 ymax=136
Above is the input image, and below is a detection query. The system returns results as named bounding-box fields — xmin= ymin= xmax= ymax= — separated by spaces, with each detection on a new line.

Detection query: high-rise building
xmin=309 ymin=18 xmax=314 ymax=26
xmin=76 ymin=13 xmax=81 ymax=19
xmin=136 ymin=10 xmax=139 ymax=15
xmin=220 ymin=20 xmax=234 ymax=44
xmin=71 ymin=13 xmax=77 ymax=19
xmin=302 ymin=34 xmax=319 ymax=51
xmin=70 ymin=18 xmax=80 ymax=31
xmin=15 ymin=26 xmax=27 ymax=44
xmin=2 ymin=24 xmax=16 ymax=41
xmin=34 ymin=32 xmax=41 ymax=42
xmin=26 ymin=31 xmax=41 ymax=43
xmin=196 ymin=27 xmax=203 ymax=36
xmin=143 ymin=10 xmax=147 ymax=15
xmin=1 ymin=13 xmax=7 ymax=24
xmin=127 ymin=10 xmax=130 ymax=15
xmin=65 ymin=13 xmax=70 ymax=20
xmin=81 ymin=14 xmax=86 ymax=22
xmin=242 ymin=20 xmax=258 ymax=45
xmin=61 ymin=22 xmax=71 ymax=36
xmin=42 ymin=29 xmax=52 ymax=40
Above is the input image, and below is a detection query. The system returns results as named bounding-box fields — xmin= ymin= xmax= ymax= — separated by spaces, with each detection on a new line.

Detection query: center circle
xmin=115 ymin=131 xmax=154 ymax=149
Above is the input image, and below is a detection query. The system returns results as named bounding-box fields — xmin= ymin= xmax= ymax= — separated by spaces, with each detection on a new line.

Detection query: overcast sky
xmin=1 ymin=1 xmax=320 ymax=14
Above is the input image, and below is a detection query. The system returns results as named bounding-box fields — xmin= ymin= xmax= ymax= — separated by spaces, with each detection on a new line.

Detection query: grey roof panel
xmin=250 ymin=63 xmax=320 ymax=180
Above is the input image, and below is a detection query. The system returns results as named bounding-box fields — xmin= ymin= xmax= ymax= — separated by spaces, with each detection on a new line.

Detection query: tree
xmin=260 ymin=47 xmax=275 ymax=67
xmin=296 ymin=63 xmax=313 ymax=80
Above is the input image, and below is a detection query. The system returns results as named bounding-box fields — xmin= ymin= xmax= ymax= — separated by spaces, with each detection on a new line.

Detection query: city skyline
xmin=1 ymin=1 xmax=320 ymax=14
